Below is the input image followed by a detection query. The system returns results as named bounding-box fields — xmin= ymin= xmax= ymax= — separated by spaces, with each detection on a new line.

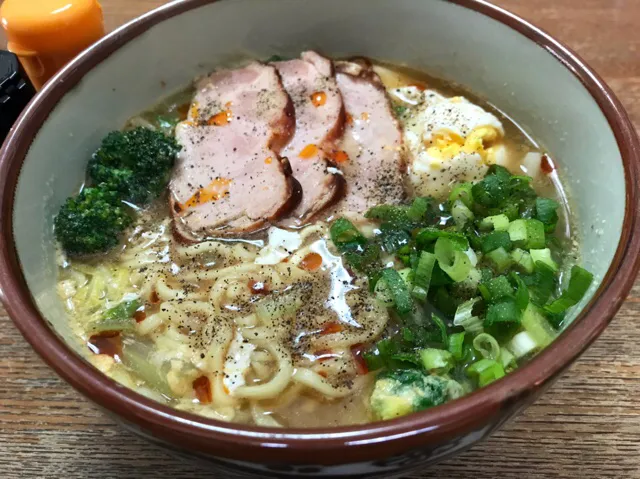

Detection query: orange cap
xmin=1 ymin=0 xmax=104 ymax=88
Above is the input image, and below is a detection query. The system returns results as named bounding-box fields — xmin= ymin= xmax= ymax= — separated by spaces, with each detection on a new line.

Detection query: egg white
xmin=391 ymin=88 xmax=507 ymax=198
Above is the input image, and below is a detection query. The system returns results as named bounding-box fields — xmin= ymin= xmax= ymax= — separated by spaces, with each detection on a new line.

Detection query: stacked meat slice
xmin=170 ymin=53 xmax=407 ymax=240
xmin=272 ymin=52 xmax=345 ymax=225
xmin=171 ymin=62 xmax=298 ymax=240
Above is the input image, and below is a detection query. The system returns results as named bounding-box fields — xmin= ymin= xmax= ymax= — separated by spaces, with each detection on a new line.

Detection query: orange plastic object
xmin=1 ymin=0 xmax=104 ymax=89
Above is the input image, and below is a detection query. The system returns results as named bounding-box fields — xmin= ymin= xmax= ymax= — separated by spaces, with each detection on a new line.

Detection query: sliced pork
xmin=330 ymin=59 xmax=406 ymax=215
xmin=170 ymin=62 xmax=298 ymax=240
xmin=273 ymin=52 xmax=345 ymax=225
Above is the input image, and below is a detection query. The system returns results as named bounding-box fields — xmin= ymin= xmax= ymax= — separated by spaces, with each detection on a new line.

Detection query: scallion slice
xmin=479 ymin=214 xmax=510 ymax=232
xmin=478 ymin=362 xmax=505 ymax=387
xmin=511 ymin=248 xmax=534 ymax=273
xmin=466 ymin=358 xmax=506 ymax=386
xmin=448 ymin=332 xmax=466 ymax=361
xmin=521 ymin=304 xmax=556 ymax=347
xmin=480 ymin=230 xmax=512 ymax=253
xmin=416 ymin=227 xmax=469 ymax=251
xmin=420 ymin=348 xmax=454 ymax=373
xmin=530 ymin=248 xmax=558 ymax=272
xmin=407 ymin=197 xmax=430 ymax=222
xmin=486 ymin=247 xmax=513 ymax=272
xmin=481 ymin=276 xmax=514 ymax=303
xmin=453 ymin=297 xmax=483 ymax=334
xmin=412 ymin=251 xmax=436 ymax=300
xmin=380 ymin=268 xmax=414 ymax=315
xmin=535 ymin=197 xmax=559 ymax=232
xmin=484 ymin=299 xmax=521 ymax=331
xmin=449 ymin=182 xmax=474 ymax=208
xmin=435 ymin=237 xmax=472 ymax=282
xmin=330 ymin=218 xmax=366 ymax=251
xmin=452 ymin=199 xmax=475 ymax=228
xmin=544 ymin=265 xmax=594 ymax=314
xmin=473 ymin=333 xmax=501 ymax=360
xmin=508 ymin=330 xmax=538 ymax=358
xmin=507 ymin=218 xmax=546 ymax=249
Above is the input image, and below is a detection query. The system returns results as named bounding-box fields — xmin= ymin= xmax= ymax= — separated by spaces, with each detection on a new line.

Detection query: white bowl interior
xmin=13 ymin=0 xmax=624 ymax=353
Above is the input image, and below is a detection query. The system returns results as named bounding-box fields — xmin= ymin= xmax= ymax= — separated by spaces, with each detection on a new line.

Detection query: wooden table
xmin=1 ymin=0 xmax=639 ymax=477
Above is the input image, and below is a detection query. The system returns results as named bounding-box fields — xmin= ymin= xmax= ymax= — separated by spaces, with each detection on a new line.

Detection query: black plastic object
xmin=0 ymin=50 xmax=35 ymax=144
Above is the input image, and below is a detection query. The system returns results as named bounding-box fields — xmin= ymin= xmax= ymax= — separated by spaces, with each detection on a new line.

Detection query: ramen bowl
xmin=0 ymin=0 xmax=638 ymax=477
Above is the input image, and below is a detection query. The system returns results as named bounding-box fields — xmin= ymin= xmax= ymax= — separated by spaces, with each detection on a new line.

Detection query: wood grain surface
xmin=1 ymin=0 xmax=639 ymax=477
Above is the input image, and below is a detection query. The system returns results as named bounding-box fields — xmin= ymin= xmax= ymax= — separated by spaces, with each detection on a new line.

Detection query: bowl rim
xmin=0 ymin=0 xmax=639 ymax=465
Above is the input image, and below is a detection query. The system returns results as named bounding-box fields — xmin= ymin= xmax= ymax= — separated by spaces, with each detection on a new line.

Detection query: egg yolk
xmin=425 ymin=126 xmax=501 ymax=169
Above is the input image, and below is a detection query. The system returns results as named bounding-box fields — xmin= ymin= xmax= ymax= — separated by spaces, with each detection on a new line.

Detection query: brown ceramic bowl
xmin=1 ymin=0 xmax=639 ymax=477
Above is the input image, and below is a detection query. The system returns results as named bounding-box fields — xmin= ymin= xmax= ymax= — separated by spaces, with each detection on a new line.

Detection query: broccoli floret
xmin=54 ymin=185 xmax=133 ymax=256
xmin=370 ymin=369 xmax=455 ymax=420
xmin=88 ymin=127 xmax=180 ymax=205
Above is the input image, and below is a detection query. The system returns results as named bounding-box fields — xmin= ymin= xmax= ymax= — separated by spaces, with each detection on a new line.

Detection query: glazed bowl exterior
xmin=0 ymin=0 xmax=639 ymax=477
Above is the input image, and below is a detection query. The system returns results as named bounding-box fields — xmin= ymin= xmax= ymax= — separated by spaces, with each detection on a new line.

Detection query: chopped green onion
xmin=507 ymin=218 xmax=546 ymax=249
xmin=511 ymin=248 xmax=534 ymax=274
xmin=453 ymin=297 xmax=483 ymax=334
xmin=435 ymin=237 xmax=472 ymax=282
xmin=449 ymin=182 xmax=474 ymax=208
xmin=430 ymin=314 xmax=449 ymax=345
xmin=398 ymin=267 xmax=413 ymax=285
xmin=530 ymin=248 xmax=558 ymax=272
xmin=484 ymin=299 xmax=521 ymax=331
xmin=415 ymin=227 xmax=469 ymax=251
xmin=478 ymin=362 xmax=505 ymax=387
xmin=508 ymin=330 xmax=538 ymax=358
xmin=480 ymin=230 xmax=512 ymax=253
xmin=330 ymin=218 xmax=367 ymax=251
xmin=479 ymin=214 xmax=510 ymax=232
xmin=545 ymin=265 xmax=594 ymax=314
xmin=521 ymin=304 xmax=556 ymax=348
xmin=448 ymin=332 xmax=466 ymax=360
xmin=365 ymin=204 xmax=410 ymax=225
xmin=486 ymin=247 xmax=513 ymax=272
xmin=473 ymin=333 xmax=501 ymax=360
xmin=566 ymin=265 xmax=594 ymax=300
xmin=481 ymin=276 xmax=514 ymax=302
xmin=452 ymin=199 xmax=475 ymax=228
xmin=378 ymin=224 xmax=411 ymax=253
xmin=498 ymin=348 xmax=515 ymax=369
xmin=466 ymin=358 xmax=506 ymax=386
xmin=526 ymin=261 xmax=557 ymax=304
xmin=472 ymin=173 xmax=508 ymax=207
xmin=374 ymin=277 xmax=394 ymax=306
xmin=535 ymin=197 xmax=559 ymax=232
xmin=407 ymin=197 xmax=430 ymax=222
xmin=420 ymin=348 xmax=454 ymax=373
xmin=380 ymin=268 xmax=413 ymax=315
xmin=466 ymin=358 xmax=496 ymax=376
xmin=512 ymin=274 xmax=530 ymax=311
xmin=89 ymin=299 xmax=141 ymax=334
xmin=412 ymin=251 xmax=436 ymax=300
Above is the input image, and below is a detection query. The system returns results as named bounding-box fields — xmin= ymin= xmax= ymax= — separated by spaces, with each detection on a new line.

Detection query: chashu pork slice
xmin=330 ymin=59 xmax=407 ymax=216
xmin=170 ymin=62 xmax=298 ymax=240
xmin=273 ymin=51 xmax=345 ymax=225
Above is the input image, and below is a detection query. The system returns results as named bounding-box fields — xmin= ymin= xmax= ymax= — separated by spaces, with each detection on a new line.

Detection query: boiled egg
xmin=390 ymin=88 xmax=506 ymax=198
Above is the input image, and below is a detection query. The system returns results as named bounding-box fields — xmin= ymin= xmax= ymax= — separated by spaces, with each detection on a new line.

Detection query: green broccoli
xmin=88 ymin=127 xmax=180 ymax=205
xmin=370 ymin=369 xmax=459 ymax=420
xmin=54 ymin=185 xmax=133 ymax=256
